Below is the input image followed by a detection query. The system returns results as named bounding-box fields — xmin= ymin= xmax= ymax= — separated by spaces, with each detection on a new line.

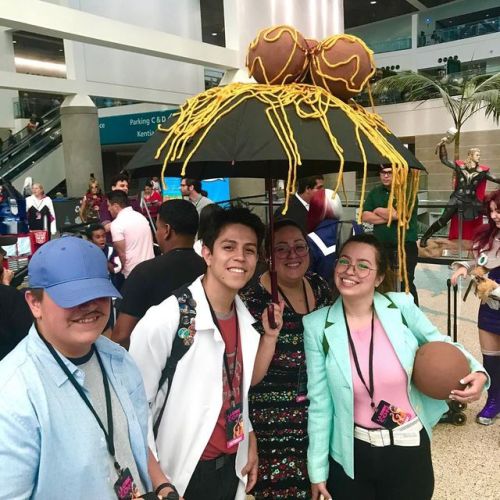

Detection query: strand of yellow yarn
xmin=156 ymin=82 xmax=417 ymax=291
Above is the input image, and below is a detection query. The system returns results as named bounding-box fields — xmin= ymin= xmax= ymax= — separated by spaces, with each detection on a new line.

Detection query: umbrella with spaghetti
xmin=126 ymin=27 xmax=425 ymax=304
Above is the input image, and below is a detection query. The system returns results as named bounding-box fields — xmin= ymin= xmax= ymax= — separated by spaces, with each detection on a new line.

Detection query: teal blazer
xmin=303 ymin=292 xmax=487 ymax=483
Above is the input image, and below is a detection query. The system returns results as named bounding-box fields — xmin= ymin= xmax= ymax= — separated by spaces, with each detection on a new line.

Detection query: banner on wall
xmin=163 ymin=177 xmax=230 ymax=205
xmin=99 ymin=110 xmax=177 ymax=145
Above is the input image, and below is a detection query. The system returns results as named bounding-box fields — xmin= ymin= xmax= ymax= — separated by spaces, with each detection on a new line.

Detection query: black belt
xmin=198 ymin=453 xmax=236 ymax=471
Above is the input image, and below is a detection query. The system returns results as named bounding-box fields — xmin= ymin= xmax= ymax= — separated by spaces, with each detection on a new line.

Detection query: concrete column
xmin=60 ymin=94 xmax=104 ymax=197
xmin=0 ymin=28 xmax=18 ymax=130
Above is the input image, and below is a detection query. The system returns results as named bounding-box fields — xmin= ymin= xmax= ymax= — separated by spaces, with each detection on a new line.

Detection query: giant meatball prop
xmin=246 ymin=25 xmax=309 ymax=84
xmin=310 ymin=34 xmax=375 ymax=101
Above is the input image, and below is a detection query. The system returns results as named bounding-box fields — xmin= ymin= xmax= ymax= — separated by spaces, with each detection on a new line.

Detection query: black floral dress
xmin=241 ymin=272 xmax=331 ymax=499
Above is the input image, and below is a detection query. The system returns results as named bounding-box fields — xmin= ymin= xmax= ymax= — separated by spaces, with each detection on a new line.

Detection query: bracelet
xmin=155 ymin=482 xmax=178 ymax=496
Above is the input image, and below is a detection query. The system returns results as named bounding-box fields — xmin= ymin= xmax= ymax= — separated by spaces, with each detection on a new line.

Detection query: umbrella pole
xmin=266 ymin=178 xmax=278 ymax=328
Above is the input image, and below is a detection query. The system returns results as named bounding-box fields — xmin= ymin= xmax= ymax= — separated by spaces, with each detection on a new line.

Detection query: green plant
xmin=372 ymin=71 xmax=500 ymax=160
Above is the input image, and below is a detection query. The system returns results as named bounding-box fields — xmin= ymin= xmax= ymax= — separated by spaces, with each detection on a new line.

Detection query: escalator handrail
xmin=0 ymin=107 xmax=60 ymax=160
xmin=0 ymin=121 xmax=62 ymax=182
xmin=0 ymin=113 xmax=61 ymax=164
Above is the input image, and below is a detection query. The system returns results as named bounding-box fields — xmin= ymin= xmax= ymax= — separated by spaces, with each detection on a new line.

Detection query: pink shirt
xmin=349 ymin=316 xmax=415 ymax=428
xmin=110 ymin=207 xmax=154 ymax=278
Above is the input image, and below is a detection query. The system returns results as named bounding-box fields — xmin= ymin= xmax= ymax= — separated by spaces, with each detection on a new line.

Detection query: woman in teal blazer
xmin=303 ymin=234 xmax=488 ymax=500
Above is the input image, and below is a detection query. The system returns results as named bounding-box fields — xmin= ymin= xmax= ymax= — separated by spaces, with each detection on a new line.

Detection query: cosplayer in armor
xmin=451 ymin=189 xmax=500 ymax=425
xmin=420 ymin=140 xmax=499 ymax=248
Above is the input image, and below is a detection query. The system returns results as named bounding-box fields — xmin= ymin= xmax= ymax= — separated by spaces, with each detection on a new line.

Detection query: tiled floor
xmin=415 ymin=263 xmax=499 ymax=500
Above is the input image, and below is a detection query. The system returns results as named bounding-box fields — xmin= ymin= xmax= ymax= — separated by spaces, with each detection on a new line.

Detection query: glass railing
xmin=371 ymin=37 xmax=412 ymax=54
xmin=417 ymin=15 xmax=500 ymax=47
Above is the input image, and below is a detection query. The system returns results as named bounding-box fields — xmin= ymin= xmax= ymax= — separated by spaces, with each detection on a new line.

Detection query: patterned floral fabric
xmin=241 ymin=272 xmax=331 ymax=499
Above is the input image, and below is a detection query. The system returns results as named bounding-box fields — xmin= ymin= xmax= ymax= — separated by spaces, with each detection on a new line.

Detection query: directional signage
xmin=99 ymin=109 xmax=177 ymax=145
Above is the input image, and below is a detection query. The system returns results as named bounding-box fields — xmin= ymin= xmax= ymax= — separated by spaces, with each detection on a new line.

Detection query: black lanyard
xmin=278 ymin=278 xmax=311 ymax=315
xmin=40 ymin=336 xmax=121 ymax=473
xmin=205 ymin=295 xmax=240 ymax=407
xmin=342 ymin=304 xmax=376 ymax=411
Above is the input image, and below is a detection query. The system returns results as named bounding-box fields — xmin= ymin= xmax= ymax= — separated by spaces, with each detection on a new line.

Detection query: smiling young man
xmin=0 ymin=237 xmax=156 ymax=498
xmin=129 ymin=207 xmax=282 ymax=500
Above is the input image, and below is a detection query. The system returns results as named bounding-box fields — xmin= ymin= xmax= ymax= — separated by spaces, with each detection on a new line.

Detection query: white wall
xmin=376 ymin=98 xmax=500 ymax=138
xmin=67 ymin=0 xmax=204 ymax=97
xmin=0 ymin=28 xmax=17 ymax=128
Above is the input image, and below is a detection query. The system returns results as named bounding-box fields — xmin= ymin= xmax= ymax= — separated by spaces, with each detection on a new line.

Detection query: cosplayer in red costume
xmin=420 ymin=141 xmax=499 ymax=248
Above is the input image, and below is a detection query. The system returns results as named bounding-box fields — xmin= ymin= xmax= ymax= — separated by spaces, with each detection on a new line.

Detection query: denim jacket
xmin=0 ymin=326 xmax=151 ymax=499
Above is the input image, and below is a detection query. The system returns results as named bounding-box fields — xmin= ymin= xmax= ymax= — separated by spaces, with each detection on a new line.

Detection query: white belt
xmin=354 ymin=418 xmax=423 ymax=447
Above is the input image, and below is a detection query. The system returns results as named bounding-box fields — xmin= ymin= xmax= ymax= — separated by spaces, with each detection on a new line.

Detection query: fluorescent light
xmin=15 ymin=57 xmax=66 ymax=74
xmin=370 ymin=1 xmax=377 ymax=4
xmin=211 ymin=32 xmax=218 ymax=36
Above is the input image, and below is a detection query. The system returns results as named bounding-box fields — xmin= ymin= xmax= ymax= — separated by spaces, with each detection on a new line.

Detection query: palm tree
xmin=371 ymin=71 xmax=500 ymax=160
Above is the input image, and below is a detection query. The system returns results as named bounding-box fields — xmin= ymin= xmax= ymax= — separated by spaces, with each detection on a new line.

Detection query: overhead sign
xmin=99 ymin=109 xmax=177 ymax=145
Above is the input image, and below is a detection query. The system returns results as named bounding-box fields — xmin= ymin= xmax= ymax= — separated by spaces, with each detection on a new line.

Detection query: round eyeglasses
xmin=336 ymin=257 xmax=376 ymax=278
xmin=274 ymin=243 xmax=309 ymax=259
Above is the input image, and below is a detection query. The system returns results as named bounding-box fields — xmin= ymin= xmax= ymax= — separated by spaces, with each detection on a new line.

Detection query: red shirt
xmin=201 ymin=311 xmax=243 ymax=460
xmin=142 ymin=191 xmax=162 ymax=220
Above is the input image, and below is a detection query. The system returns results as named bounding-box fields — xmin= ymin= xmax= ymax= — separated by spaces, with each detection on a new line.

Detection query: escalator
xmin=0 ymin=107 xmax=65 ymax=194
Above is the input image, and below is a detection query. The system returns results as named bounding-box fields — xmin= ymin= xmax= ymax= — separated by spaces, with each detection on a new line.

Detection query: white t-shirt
xmin=110 ymin=207 xmax=154 ymax=278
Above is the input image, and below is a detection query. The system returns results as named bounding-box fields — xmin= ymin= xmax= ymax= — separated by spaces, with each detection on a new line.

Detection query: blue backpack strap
xmin=153 ymin=284 xmax=197 ymax=438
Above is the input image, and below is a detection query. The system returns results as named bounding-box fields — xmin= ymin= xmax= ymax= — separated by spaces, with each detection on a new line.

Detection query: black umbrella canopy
xmin=126 ymin=83 xmax=422 ymax=303
xmin=126 ymin=89 xmax=425 ymax=180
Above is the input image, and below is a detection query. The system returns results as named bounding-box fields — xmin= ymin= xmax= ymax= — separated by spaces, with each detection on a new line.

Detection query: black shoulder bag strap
xmin=153 ymin=285 xmax=197 ymax=438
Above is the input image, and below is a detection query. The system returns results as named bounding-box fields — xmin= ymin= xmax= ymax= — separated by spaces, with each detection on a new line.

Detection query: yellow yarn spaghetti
xmin=155 ymin=82 xmax=418 ymax=291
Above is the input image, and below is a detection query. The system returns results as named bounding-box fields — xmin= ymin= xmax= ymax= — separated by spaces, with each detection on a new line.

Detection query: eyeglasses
xmin=274 ymin=243 xmax=309 ymax=259
xmin=380 ymin=171 xmax=392 ymax=177
xmin=336 ymin=257 xmax=376 ymax=278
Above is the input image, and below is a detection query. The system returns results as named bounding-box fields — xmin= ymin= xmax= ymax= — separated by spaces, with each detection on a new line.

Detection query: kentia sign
xmin=99 ymin=110 xmax=177 ymax=145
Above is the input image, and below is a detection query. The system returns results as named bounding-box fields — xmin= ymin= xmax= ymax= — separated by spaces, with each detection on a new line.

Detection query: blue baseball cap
xmin=28 ymin=236 xmax=121 ymax=308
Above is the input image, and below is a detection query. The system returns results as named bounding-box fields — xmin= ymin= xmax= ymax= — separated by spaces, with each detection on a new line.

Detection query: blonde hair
xmin=32 ymin=183 xmax=44 ymax=195
xmin=464 ymin=148 xmax=480 ymax=169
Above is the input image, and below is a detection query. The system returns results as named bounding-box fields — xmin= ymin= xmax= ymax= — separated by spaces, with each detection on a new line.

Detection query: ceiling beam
xmin=0 ymin=0 xmax=239 ymax=70
xmin=0 ymin=70 xmax=192 ymax=105
xmin=405 ymin=0 xmax=428 ymax=10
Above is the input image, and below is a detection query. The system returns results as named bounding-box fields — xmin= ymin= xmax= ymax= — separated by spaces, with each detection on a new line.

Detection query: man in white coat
xmin=130 ymin=207 xmax=283 ymax=500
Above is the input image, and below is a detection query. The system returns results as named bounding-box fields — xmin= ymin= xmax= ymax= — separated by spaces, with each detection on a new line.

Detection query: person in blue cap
xmin=0 ymin=236 xmax=177 ymax=499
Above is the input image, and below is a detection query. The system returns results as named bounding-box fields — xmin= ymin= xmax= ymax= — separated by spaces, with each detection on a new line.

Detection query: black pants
xmin=184 ymin=454 xmax=239 ymax=500
xmin=387 ymin=241 xmax=419 ymax=306
xmin=327 ymin=429 xmax=434 ymax=500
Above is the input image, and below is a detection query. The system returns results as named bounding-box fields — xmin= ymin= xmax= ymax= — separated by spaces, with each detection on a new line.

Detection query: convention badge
xmin=295 ymin=365 xmax=307 ymax=403
xmin=187 ymin=297 xmax=197 ymax=308
xmin=371 ymin=400 xmax=411 ymax=430
xmin=225 ymin=403 xmax=244 ymax=448
xmin=177 ymin=294 xmax=187 ymax=305
xmin=181 ymin=315 xmax=191 ymax=327
xmin=114 ymin=467 xmax=137 ymax=500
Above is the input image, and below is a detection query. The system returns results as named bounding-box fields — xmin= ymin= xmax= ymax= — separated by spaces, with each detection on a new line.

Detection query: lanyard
xmin=205 ymin=295 xmax=240 ymax=406
xmin=278 ymin=278 xmax=311 ymax=315
xmin=342 ymin=304 xmax=376 ymax=411
xmin=40 ymin=336 xmax=122 ymax=473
